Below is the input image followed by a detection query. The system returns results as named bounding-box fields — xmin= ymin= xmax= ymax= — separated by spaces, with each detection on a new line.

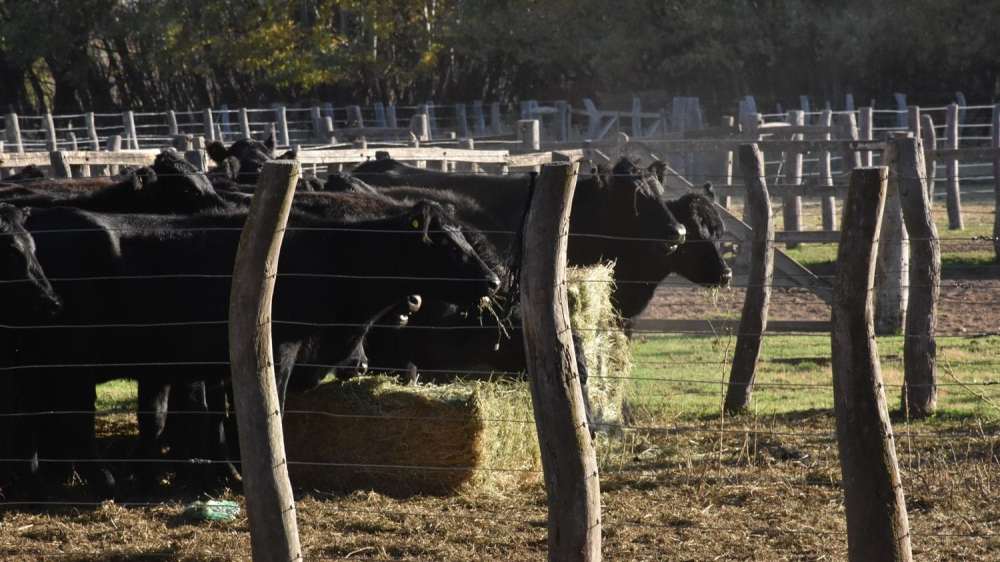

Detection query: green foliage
xmin=0 ymin=0 xmax=997 ymax=112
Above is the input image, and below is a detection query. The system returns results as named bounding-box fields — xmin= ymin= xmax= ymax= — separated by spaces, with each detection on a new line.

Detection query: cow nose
xmin=356 ymin=359 xmax=369 ymax=376
xmin=406 ymin=294 xmax=422 ymax=313
xmin=486 ymin=273 xmax=501 ymax=293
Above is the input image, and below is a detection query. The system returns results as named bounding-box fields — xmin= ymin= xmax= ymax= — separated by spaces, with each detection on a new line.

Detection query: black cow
xmin=349 ymin=157 xmax=686 ymax=319
xmin=0 ymin=152 xmax=233 ymax=215
xmin=206 ymin=136 xmax=275 ymax=185
xmin=8 ymin=201 xmax=499 ymax=495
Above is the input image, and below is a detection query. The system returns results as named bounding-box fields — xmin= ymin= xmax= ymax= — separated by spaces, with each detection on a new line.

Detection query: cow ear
xmin=702 ymin=182 xmax=716 ymax=202
xmin=206 ymin=142 xmax=228 ymax=164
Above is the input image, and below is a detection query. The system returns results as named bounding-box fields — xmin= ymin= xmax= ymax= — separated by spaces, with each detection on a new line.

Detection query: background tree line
xmin=1 ymin=0 xmax=998 ymax=117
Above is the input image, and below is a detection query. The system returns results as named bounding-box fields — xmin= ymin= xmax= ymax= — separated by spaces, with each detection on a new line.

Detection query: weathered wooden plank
xmin=876 ymin=136 xmax=910 ymax=335
xmin=296 ymin=147 xmax=509 ymax=165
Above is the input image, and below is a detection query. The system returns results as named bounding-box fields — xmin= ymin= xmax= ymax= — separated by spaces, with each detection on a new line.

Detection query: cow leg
xmin=37 ymin=376 xmax=114 ymax=497
xmin=200 ymin=378 xmax=241 ymax=491
xmin=274 ymin=340 xmax=304 ymax=414
xmin=134 ymin=378 xmax=171 ymax=487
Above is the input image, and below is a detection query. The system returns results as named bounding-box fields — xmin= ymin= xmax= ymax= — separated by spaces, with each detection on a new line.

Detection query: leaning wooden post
xmin=239 ymin=108 xmax=252 ymax=139
xmin=944 ymin=103 xmax=963 ymax=229
xmin=521 ymin=162 xmax=601 ymax=562
xmin=123 ymin=110 xmax=139 ymax=149
xmin=894 ymin=135 xmax=940 ymax=418
xmin=229 ymin=160 xmax=302 ymax=562
xmin=875 ymin=136 xmax=910 ymax=335
xmin=994 ymin=104 xmax=1000 ymax=263
xmin=724 ymin=144 xmax=774 ymax=414
xmin=921 ymin=113 xmax=937 ymax=207
xmin=43 ymin=113 xmax=58 ymax=151
xmin=4 ymin=113 xmax=24 ymax=153
xmin=831 ymin=166 xmax=912 ymax=562
xmin=167 ymin=110 xmax=179 ymax=136
xmin=782 ymin=110 xmax=805 ymax=248
xmin=819 ymin=109 xmax=836 ymax=230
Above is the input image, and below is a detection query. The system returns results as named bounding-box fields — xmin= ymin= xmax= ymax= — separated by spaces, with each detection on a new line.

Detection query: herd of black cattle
xmin=0 ymin=136 xmax=731 ymax=500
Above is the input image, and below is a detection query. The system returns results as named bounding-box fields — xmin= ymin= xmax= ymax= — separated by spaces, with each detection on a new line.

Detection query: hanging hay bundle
xmin=282 ymin=262 xmax=630 ymax=496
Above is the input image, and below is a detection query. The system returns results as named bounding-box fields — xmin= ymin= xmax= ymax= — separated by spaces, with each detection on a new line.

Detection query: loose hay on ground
xmin=283 ymin=263 xmax=632 ymax=496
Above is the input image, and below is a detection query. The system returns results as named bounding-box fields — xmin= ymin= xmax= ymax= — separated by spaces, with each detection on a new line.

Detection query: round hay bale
xmin=282 ymin=262 xmax=630 ymax=497
xmin=283 ymin=376 xmax=540 ymax=497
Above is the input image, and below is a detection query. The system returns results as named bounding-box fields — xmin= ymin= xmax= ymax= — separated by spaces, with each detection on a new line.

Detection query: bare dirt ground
xmin=1 ymin=413 xmax=997 ymax=561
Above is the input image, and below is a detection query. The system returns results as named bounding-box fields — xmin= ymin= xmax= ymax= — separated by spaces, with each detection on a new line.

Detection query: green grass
xmin=95 ymin=379 xmax=137 ymax=412
xmin=627 ymin=334 xmax=1000 ymax=422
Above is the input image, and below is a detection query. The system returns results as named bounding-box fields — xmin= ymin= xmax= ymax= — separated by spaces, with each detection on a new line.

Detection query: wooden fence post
xmin=310 ymin=106 xmax=323 ymax=141
xmin=719 ymin=116 xmax=735 ymax=209
xmin=782 ymin=110 xmax=805 ymax=248
xmin=944 ymin=103 xmax=963 ymax=229
xmin=894 ymin=93 xmax=908 ymax=128
xmin=229 ymin=160 xmax=303 ymax=562
xmin=520 ymin=162 xmax=601 ymax=562
xmin=4 ymin=113 xmax=23 ymax=153
xmin=185 ymin=149 xmax=208 ymax=172
xmin=274 ymin=105 xmax=290 ymax=147
xmin=724 ymin=144 xmax=774 ymax=414
xmin=373 ymin=102 xmax=387 ymax=128
xmin=43 ymin=113 xmax=58 ymax=151
xmin=556 ymin=100 xmax=570 ymax=142
xmin=454 ymin=103 xmax=469 ymax=138
xmin=106 ymin=135 xmax=122 ymax=176
xmin=204 ymin=108 xmax=216 ymax=142
xmin=490 ymin=102 xmax=503 ymax=135
xmin=818 ymin=109 xmax=836 ymax=230
xmin=386 ymin=104 xmax=398 ymax=129
xmin=411 ymin=113 xmax=430 ymax=142
xmin=875 ymin=136 xmax=910 ymax=335
xmin=49 ymin=151 xmax=71 ymax=178
xmin=167 ymin=110 xmax=179 ymax=136
xmin=123 ymin=110 xmax=138 ymax=149
xmin=860 ymin=107 xmax=874 ymax=166
xmin=994 ymin=104 xmax=1000 ymax=262
xmin=921 ymin=114 xmax=937 ymax=206
xmin=347 ymin=105 xmax=364 ymax=128
xmin=893 ymin=135 xmax=940 ymax=418
xmin=239 ymin=108 xmax=252 ymax=139
xmin=519 ymin=119 xmax=541 ymax=151
xmin=84 ymin=112 xmax=100 ymax=150
xmin=831 ymin=165 xmax=913 ymax=562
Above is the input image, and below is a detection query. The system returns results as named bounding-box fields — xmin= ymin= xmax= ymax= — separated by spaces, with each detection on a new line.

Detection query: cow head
xmin=206 ymin=135 xmax=276 ymax=185
xmin=146 ymin=151 xmax=227 ymax=212
xmin=600 ymin=158 xmax=686 ymax=251
xmin=666 ymin=192 xmax=732 ymax=287
xmin=400 ymin=201 xmax=501 ymax=303
xmin=0 ymin=204 xmax=61 ymax=319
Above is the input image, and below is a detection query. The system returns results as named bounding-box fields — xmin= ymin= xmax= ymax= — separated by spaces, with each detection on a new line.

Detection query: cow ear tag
xmin=411 ymin=219 xmax=421 ymax=229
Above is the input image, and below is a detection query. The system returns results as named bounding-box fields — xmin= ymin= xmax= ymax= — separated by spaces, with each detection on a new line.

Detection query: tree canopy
xmin=1 ymin=0 xmax=997 ymax=115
